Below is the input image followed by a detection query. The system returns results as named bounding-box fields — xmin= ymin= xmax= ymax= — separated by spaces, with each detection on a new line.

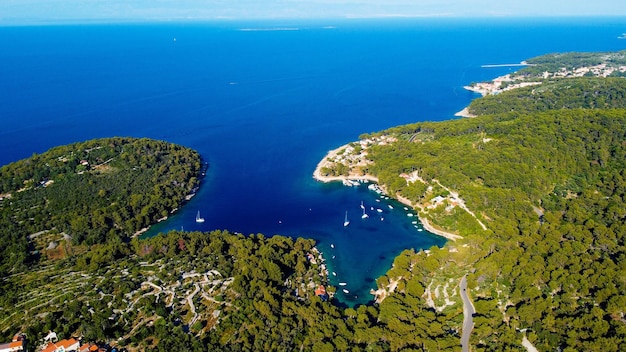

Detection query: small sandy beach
xmin=454 ymin=107 xmax=476 ymax=118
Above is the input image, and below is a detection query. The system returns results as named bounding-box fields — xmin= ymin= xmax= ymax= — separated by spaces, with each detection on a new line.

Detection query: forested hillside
xmin=0 ymin=137 xmax=202 ymax=277
xmin=0 ymin=230 xmax=334 ymax=351
xmin=361 ymin=107 xmax=626 ymax=350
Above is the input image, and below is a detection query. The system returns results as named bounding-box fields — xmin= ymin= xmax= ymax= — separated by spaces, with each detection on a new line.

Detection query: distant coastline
xmin=313 ymin=144 xmax=462 ymax=242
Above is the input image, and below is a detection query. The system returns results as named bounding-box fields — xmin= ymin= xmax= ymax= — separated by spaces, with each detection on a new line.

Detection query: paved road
xmin=460 ymin=275 xmax=475 ymax=352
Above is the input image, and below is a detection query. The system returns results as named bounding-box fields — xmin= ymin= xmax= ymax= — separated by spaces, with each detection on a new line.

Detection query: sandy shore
xmin=395 ymin=193 xmax=462 ymax=241
xmin=419 ymin=217 xmax=462 ymax=241
xmin=454 ymin=107 xmax=476 ymax=118
xmin=313 ymin=145 xmax=462 ymax=242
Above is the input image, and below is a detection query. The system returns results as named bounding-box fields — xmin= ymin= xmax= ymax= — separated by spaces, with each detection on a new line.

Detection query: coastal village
xmin=464 ymin=60 xmax=626 ymax=97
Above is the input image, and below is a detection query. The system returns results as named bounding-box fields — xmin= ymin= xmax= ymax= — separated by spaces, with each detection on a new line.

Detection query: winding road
xmin=460 ymin=275 xmax=475 ymax=352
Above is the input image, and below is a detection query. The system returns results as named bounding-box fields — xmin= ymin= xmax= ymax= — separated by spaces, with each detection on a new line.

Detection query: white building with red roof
xmin=41 ymin=338 xmax=80 ymax=352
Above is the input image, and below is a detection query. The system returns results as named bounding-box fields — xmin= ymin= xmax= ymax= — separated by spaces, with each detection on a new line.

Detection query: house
xmin=0 ymin=340 xmax=24 ymax=352
xmin=0 ymin=334 xmax=26 ymax=352
xmin=427 ymin=195 xmax=446 ymax=209
xmin=315 ymin=285 xmax=326 ymax=295
xmin=315 ymin=285 xmax=328 ymax=301
xmin=78 ymin=344 xmax=99 ymax=352
xmin=42 ymin=338 xmax=80 ymax=352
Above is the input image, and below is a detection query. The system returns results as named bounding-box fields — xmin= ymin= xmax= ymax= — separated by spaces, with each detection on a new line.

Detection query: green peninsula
xmin=314 ymin=50 xmax=626 ymax=351
xmin=0 ymin=137 xmax=202 ymax=276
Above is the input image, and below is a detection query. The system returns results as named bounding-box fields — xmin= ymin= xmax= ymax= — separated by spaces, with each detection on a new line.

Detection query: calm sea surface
xmin=1 ymin=17 xmax=625 ymax=305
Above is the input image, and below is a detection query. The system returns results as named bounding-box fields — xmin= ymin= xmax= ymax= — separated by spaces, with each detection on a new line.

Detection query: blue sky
xmin=2 ymin=0 xmax=626 ymax=23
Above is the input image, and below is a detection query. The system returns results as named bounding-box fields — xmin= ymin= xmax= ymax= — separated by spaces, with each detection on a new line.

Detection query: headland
xmin=313 ymin=142 xmax=462 ymax=242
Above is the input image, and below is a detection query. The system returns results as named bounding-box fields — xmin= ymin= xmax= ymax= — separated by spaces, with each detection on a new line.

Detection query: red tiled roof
xmin=315 ymin=285 xmax=326 ymax=296
xmin=41 ymin=343 xmax=57 ymax=352
xmin=61 ymin=338 xmax=79 ymax=349
xmin=42 ymin=338 xmax=80 ymax=352
xmin=0 ymin=340 xmax=24 ymax=351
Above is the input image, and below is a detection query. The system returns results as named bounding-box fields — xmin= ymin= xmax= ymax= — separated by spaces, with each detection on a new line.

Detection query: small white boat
xmin=407 ymin=213 xmax=414 ymax=217
xmin=332 ymin=272 xmax=336 ymax=276
xmin=342 ymin=289 xmax=350 ymax=294
xmin=331 ymin=244 xmax=334 ymax=249
xmin=195 ymin=211 xmax=205 ymax=223
xmin=417 ymin=228 xmax=423 ymax=232
xmin=360 ymin=201 xmax=365 ymax=210
xmin=376 ymin=208 xmax=383 ymax=213
xmin=361 ymin=202 xmax=369 ymax=219
xmin=339 ymin=282 xmax=347 ymax=286
xmin=343 ymin=211 xmax=350 ymax=227
xmin=388 ymin=205 xmax=393 ymax=209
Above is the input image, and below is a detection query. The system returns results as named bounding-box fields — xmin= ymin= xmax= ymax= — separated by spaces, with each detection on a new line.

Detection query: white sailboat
xmin=361 ymin=201 xmax=369 ymax=218
xmin=195 ymin=211 xmax=205 ymax=223
xmin=343 ymin=211 xmax=350 ymax=227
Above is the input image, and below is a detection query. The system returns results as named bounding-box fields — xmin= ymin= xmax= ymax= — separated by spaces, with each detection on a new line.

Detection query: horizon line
xmin=2 ymin=14 xmax=626 ymax=26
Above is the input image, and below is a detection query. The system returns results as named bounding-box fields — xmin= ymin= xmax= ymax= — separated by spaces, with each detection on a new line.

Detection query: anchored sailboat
xmin=195 ymin=211 xmax=205 ymax=223
xmin=343 ymin=211 xmax=350 ymax=227
xmin=361 ymin=201 xmax=369 ymax=219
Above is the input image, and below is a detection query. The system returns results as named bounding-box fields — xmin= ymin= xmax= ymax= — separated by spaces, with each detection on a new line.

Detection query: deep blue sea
xmin=1 ymin=17 xmax=625 ymax=305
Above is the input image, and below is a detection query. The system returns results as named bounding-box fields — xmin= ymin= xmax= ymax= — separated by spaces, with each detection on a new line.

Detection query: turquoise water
xmin=1 ymin=18 xmax=625 ymax=305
